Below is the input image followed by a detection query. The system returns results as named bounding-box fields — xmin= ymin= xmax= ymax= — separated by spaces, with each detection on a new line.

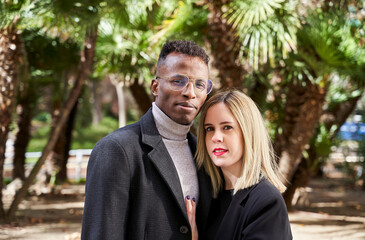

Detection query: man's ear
xmin=151 ymin=79 xmax=159 ymax=97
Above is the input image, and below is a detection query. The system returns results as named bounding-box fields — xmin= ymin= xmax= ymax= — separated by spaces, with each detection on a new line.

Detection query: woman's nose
xmin=211 ymin=131 xmax=223 ymax=143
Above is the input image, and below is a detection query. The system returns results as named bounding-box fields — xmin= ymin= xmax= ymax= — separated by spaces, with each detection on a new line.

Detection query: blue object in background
xmin=339 ymin=123 xmax=365 ymax=141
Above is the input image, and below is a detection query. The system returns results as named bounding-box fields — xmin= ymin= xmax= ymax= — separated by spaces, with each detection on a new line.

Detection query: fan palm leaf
xmin=224 ymin=0 xmax=300 ymax=70
xmin=148 ymin=0 xmax=193 ymax=46
xmin=297 ymin=9 xmax=365 ymax=86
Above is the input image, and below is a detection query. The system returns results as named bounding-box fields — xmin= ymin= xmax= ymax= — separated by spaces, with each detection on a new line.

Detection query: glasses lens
xmin=206 ymin=80 xmax=213 ymax=94
xmin=166 ymin=75 xmax=212 ymax=95
xmin=168 ymin=75 xmax=188 ymax=91
xmin=194 ymin=79 xmax=207 ymax=92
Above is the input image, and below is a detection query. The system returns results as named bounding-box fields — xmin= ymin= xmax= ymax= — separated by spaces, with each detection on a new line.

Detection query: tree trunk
xmin=323 ymin=93 xmax=363 ymax=138
xmin=32 ymin=94 xmax=63 ymax=194
xmin=13 ymin=44 xmax=33 ymax=181
xmin=0 ymin=25 xmax=21 ymax=220
xmin=129 ymin=78 xmax=152 ymax=115
xmin=249 ymin=72 xmax=269 ymax=110
xmin=277 ymin=80 xmax=326 ymax=190
xmin=91 ymin=80 xmax=102 ymax=125
xmin=282 ymin=155 xmax=313 ymax=211
xmin=5 ymin=26 xmax=98 ymax=221
xmin=13 ymin=86 xmax=35 ymax=180
xmin=110 ymin=75 xmax=126 ymax=128
xmin=56 ymin=97 xmax=79 ymax=183
xmin=205 ymin=0 xmax=246 ymax=89
xmin=116 ymin=82 xmax=126 ymax=128
xmin=283 ymin=91 xmax=364 ymax=209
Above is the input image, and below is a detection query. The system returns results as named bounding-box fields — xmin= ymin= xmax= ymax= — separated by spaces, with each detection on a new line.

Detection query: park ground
xmin=0 ymin=177 xmax=364 ymax=240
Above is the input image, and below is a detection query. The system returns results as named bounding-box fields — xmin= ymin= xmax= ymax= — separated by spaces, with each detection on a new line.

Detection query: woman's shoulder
xmin=234 ymin=179 xmax=284 ymax=207
xmin=255 ymin=179 xmax=282 ymax=196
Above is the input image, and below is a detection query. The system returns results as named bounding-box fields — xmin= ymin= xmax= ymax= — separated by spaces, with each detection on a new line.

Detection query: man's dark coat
xmin=81 ymin=109 xmax=212 ymax=240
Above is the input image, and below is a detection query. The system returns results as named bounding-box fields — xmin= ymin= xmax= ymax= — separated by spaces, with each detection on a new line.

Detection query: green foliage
xmin=165 ymin=4 xmax=208 ymax=44
xmin=26 ymin=124 xmax=50 ymax=152
xmin=0 ymin=0 xmax=29 ymax=28
xmin=27 ymin=116 xmax=120 ymax=152
xmin=312 ymin=124 xmax=337 ymax=158
xmin=223 ymin=0 xmax=300 ymax=70
xmin=22 ymin=29 xmax=80 ymax=72
xmin=71 ymin=116 xmax=119 ymax=149
xmin=94 ymin=0 xmax=206 ymax=87
xmin=297 ymin=8 xmax=365 ymax=84
xmin=33 ymin=112 xmax=52 ymax=123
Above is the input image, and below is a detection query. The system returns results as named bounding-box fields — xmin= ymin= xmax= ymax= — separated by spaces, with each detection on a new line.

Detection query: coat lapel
xmin=140 ymin=109 xmax=186 ymax=216
xmin=196 ymin=167 xmax=212 ymax=231
xmin=187 ymin=132 xmax=212 ymax=231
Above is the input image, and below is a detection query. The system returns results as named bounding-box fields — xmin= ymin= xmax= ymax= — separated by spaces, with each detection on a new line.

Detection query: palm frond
xmin=298 ymin=9 xmax=365 ymax=85
xmin=148 ymin=0 xmax=193 ymax=46
xmin=95 ymin=16 xmax=156 ymax=85
xmin=224 ymin=0 xmax=300 ymax=70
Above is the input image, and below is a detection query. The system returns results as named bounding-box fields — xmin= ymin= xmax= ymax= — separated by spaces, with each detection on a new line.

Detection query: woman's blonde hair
xmin=196 ymin=90 xmax=286 ymax=198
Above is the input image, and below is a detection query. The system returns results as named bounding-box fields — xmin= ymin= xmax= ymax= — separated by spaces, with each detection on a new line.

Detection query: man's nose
xmin=182 ymin=81 xmax=197 ymax=98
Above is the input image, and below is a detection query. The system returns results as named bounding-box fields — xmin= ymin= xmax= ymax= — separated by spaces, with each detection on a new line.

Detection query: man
xmin=81 ymin=40 xmax=213 ymax=240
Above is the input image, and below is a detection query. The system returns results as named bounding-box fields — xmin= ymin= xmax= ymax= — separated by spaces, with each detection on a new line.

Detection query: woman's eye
xmin=223 ymin=126 xmax=232 ymax=130
xmin=205 ymin=127 xmax=214 ymax=132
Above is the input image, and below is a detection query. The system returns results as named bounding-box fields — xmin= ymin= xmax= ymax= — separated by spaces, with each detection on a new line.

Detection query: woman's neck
xmin=221 ymin=162 xmax=242 ymax=190
xmin=222 ymin=170 xmax=239 ymax=190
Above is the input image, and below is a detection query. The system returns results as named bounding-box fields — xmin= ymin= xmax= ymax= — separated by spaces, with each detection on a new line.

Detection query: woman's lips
xmin=213 ymin=148 xmax=228 ymax=156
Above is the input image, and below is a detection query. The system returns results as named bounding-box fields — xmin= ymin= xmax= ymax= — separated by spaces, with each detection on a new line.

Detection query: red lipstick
xmin=213 ymin=148 xmax=228 ymax=156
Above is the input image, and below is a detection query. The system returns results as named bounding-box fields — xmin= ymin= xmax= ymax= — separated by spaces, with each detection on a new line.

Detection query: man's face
xmin=151 ymin=52 xmax=209 ymax=125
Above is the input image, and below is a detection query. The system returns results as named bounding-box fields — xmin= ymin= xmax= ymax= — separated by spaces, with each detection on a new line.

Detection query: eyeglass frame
xmin=155 ymin=74 xmax=213 ymax=95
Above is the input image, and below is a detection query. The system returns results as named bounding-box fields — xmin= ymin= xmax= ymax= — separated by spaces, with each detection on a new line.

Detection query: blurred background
xmin=0 ymin=0 xmax=365 ymax=239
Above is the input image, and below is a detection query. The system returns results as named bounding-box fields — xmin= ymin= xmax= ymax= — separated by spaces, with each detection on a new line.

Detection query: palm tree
xmin=0 ymin=0 xmax=104 ymax=221
xmin=206 ymin=0 xmax=300 ymax=89
xmin=95 ymin=0 xmax=202 ymax=118
xmin=0 ymin=0 xmax=31 ymax=220
xmin=274 ymin=7 xmax=365 ymax=208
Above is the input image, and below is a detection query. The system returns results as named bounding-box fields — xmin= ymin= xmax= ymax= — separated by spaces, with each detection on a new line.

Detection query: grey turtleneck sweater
xmin=152 ymin=102 xmax=199 ymax=202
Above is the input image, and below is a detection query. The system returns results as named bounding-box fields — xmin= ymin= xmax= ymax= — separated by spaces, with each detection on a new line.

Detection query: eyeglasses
xmin=156 ymin=74 xmax=213 ymax=95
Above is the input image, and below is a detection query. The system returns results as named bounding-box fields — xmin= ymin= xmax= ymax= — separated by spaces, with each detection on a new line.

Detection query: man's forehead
xmin=157 ymin=53 xmax=208 ymax=74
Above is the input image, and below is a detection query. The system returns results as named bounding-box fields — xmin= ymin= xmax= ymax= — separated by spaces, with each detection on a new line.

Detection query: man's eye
xmin=170 ymin=76 xmax=187 ymax=86
xmin=223 ymin=126 xmax=232 ymax=130
xmin=195 ymin=80 xmax=206 ymax=90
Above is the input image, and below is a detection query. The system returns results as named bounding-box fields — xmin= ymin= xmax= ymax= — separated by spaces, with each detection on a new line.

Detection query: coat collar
xmin=140 ymin=108 xmax=212 ymax=226
xmin=233 ymin=178 xmax=266 ymax=204
xmin=140 ymin=109 xmax=186 ymax=214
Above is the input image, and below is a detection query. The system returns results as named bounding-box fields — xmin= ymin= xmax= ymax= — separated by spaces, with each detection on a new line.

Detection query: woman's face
xmin=204 ymin=102 xmax=244 ymax=175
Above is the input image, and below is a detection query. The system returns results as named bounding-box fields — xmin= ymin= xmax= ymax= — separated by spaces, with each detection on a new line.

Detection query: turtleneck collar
xmin=152 ymin=102 xmax=192 ymax=141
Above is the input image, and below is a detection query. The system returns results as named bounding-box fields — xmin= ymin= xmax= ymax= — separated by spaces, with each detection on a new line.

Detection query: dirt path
xmin=0 ymin=178 xmax=364 ymax=240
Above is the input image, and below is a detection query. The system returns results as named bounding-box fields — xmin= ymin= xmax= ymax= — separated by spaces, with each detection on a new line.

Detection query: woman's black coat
xmin=206 ymin=179 xmax=292 ymax=240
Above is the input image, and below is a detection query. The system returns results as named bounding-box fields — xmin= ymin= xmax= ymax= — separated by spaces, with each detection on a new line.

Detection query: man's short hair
xmin=158 ymin=40 xmax=210 ymax=66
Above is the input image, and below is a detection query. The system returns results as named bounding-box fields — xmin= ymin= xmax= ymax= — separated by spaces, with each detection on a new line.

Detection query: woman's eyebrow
xmin=204 ymin=121 xmax=234 ymax=127
xmin=220 ymin=121 xmax=234 ymax=124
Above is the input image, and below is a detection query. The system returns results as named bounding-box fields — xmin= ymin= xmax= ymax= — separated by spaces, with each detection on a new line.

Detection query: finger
xmin=191 ymin=197 xmax=196 ymax=216
xmin=185 ymin=199 xmax=193 ymax=225
xmin=185 ymin=196 xmax=193 ymax=217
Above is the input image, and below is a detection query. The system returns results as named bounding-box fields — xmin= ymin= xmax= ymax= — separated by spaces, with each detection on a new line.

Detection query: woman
xmin=185 ymin=90 xmax=292 ymax=240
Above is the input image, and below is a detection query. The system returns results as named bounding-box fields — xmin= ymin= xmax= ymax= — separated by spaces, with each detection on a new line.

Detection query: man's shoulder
xmin=96 ymin=121 xmax=142 ymax=147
